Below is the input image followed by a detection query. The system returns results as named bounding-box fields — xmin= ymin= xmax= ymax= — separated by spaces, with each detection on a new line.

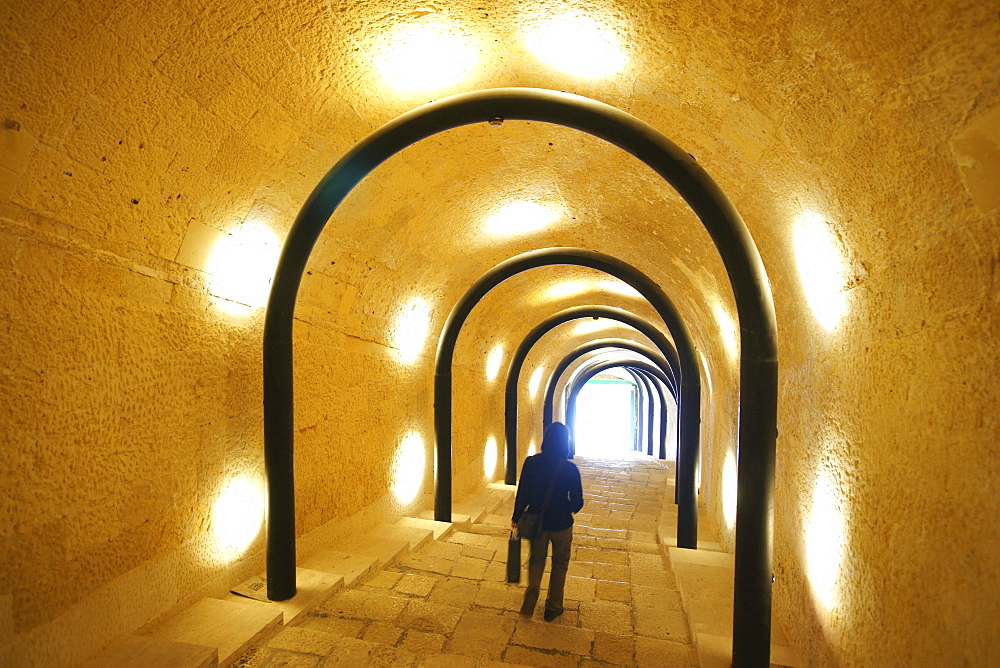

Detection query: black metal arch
xmin=543 ymin=339 xmax=676 ymax=426
xmin=567 ymin=359 xmax=671 ymax=457
xmin=501 ymin=306 xmax=683 ymax=487
xmin=433 ymin=250 xmax=698 ymax=546
xmin=625 ymin=362 xmax=667 ymax=459
xmin=631 ymin=366 xmax=672 ymax=459
xmin=262 ymin=87 xmax=778 ymax=666
xmin=625 ymin=366 xmax=658 ymax=456
xmin=554 ymin=349 xmax=673 ymax=459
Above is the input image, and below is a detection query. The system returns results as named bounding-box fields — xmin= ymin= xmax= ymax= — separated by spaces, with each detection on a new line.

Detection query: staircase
xmin=81 ymin=458 xmax=800 ymax=667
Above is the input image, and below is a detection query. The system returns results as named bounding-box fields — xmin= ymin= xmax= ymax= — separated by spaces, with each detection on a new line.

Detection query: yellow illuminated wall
xmin=0 ymin=2 xmax=997 ymax=667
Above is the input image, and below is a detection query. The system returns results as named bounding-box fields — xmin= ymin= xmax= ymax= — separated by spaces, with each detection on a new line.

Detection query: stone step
xmin=144 ymin=598 xmax=282 ymax=667
xmin=396 ymin=515 xmax=454 ymax=541
xmin=417 ymin=508 xmax=472 ymax=529
xmin=668 ymin=546 xmax=801 ymax=668
xmin=333 ymin=523 xmax=429 ymax=569
xmin=227 ymin=567 xmax=344 ymax=625
xmin=79 ymin=634 xmax=218 ymax=668
xmin=300 ymin=549 xmax=380 ymax=588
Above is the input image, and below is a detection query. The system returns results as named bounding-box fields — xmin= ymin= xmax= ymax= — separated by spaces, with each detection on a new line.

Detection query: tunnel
xmin=1 ymin=2 xmax=998 ymax=667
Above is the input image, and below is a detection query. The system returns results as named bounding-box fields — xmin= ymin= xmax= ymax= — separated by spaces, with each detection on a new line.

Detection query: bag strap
xmin=537 ymin=458 xmax=565 ymax=516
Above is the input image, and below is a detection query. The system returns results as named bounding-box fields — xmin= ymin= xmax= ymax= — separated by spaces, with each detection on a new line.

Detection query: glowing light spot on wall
xmin=545 ymin=280 xmax=587 ymax=299
xmin=806 ymin=469 xmax=846 ymax=612
xmin=713 ymin=303 xmax=739 ymax=363
xmin=484 ymin=201 xmax=561 ymax=235
xmin=207 ymin=223 xmax=281 ymax=314
xmin=573 ymin=318 xmax=616 ymax=336
xmin=375 ymin=23 xmax=478 ymax=93
xmin=722 ymin=450 xmax=738 ymax=529
xmin=524 ymin=16 xmax=627 ymax=78
xmin=392 ymin=433 xmax=426 ymax=503
xmin=528 ymin=366 xmax=545 ymax=399
xmin=485 ymin=345 xmax=504 ymax=381
xmin=484 ymin=437 xmax=498 ymax=479
xmin=212 ymin=476 xmax=264 ymax=556
xmin=395 ymin=298 xmax=432 ymax=363
xmin=599 ymin=279 xmax=642 ymax=297
xmin=794 ymin=211 xmax=849 ymax=330
xmin=528 ymin=441 xmax=537 ymax=457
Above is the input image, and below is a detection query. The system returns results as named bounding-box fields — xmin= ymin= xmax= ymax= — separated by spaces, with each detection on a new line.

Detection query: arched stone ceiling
xmin=2 ymin=1 xmax=996 ymax=666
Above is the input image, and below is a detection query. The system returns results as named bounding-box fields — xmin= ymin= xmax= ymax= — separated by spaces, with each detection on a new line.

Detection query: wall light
xmin=484 ymin=437 xmax=498 ymax=480
xmin=528 ymin=441 xmax=537 ymax=457
xmin=599 ymin=279 xmax=642 ymax=297
xmin=794 ymin=211 xmax=849 ymax=330
xmin=722 ymin=450 xmax=738 ymax=530
xmin=484 ymin=200 xmax=562 ymax=235
xmin=392 ymin=433 xmax=426 ymax=503
xmin=713 ymin=303 xmax=739 ymax=363
xmin=806 ymin=468 xmax=847 ymax=612
xmin=485 ymin=345 xmax=504 ymax=382
xmin=374 ymin=22 xmax=478 ymax=93
xmin=523 ymin=16 xmax=627 ymax=78
xmin=206 ymin=223 xmax=281 ymax=315
xmin=545 ymin=280 xmax=588 ymax=300
xmin=573 ymin=318 xmax=616 ymax=336
xmin=211 ymin=476 xmax=265 ymax=557
xmin=528 ymin=366 xmax=545 ymax=399
xmin=395 ymin=298 xmax=432 ymax=364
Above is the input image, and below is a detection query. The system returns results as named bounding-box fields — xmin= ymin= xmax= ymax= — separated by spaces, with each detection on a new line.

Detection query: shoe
xmin=543 ymin=609 xmax=562 ymax=622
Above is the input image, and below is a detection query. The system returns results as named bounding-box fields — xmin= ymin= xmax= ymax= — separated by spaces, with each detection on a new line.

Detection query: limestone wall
xmin=1 ymin=1 xmax=997 ymax=666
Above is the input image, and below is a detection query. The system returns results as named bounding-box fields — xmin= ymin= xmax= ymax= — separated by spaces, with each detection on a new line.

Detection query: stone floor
xmin=235 ymin=456 xmax=698 ymax=667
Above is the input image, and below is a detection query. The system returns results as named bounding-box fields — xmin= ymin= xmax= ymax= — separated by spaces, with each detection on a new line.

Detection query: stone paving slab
xmin=234 ymin=456 xmax=702 ymax=668
xmin=512 ymin=619 xmax=595 ymax=655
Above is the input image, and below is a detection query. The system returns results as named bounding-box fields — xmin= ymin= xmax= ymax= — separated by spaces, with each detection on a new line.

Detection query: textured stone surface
xmin=1 ymin=2 xmax=997 ymax=666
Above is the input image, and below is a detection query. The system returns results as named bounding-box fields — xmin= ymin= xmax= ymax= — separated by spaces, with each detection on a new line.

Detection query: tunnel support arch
xmin=500 ymin=306 xmax=681 ymax=480
xmin=432 ymin=251 xmax=697 ymax=548
xmin=264 ymin=87 xmax=777 ymax=666
xmin=544 ymin=341 xmax=674 ymax=459
xmin=567 ymin=360 xmax=670 ymax=458
xmin=543 ymin=339 xmax=677 ymax=425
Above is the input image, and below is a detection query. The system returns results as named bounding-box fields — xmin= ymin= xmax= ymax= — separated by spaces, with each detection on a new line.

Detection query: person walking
xmin=511 ymin=422 xmax=584 ymax=621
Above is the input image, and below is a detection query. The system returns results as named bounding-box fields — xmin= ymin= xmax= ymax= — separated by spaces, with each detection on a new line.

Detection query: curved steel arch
xmin=501 ymin=306 xmax=681 ymax=482
xmin=627 ymin=366 xmax=657 ymax=456
xmin=635 ymin=367 xmax=672 ymax=460
xmin=566 ymin=358 xmax=672 ymax=458
xmin=546 ymin=342 xmax=674 ymax=458
xmin=262 ymin=87 xmax=778 ymax=665
xmin=567 ymin=360 xmax=670 ymax=454
xmin=543 ymin=339 xmax=676 ymax=426
xmin=622 ymin=364 xmax=672 ymax=459
xmin=436 ymin=249 xmax=695 ymax=522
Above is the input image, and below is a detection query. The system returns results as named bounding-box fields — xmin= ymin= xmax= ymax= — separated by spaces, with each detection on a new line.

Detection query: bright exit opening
xmin=573 ymin=378 xmax=637 ymax=457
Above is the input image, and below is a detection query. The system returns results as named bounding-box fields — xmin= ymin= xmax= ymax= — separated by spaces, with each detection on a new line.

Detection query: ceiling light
xmin=484 ymin=200 xmax=561 ymax=235
xmin=376 ymin=23 xmax=478 ymax=93
xmin=524 ymin=16 xmax=627 ymax=78
xmin=599 ymin=279 xmax=642 ymax=297
xmin=548 ymin=281 xmax=587 ymax=299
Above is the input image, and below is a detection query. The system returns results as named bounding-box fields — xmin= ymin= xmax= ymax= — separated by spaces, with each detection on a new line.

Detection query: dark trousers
xmin=521 ymin=525 xmax=573 ymax=615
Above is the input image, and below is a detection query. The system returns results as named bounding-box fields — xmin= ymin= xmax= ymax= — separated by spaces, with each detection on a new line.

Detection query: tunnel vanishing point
xmin=1 ymin=2 xmax=997 ymax=667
